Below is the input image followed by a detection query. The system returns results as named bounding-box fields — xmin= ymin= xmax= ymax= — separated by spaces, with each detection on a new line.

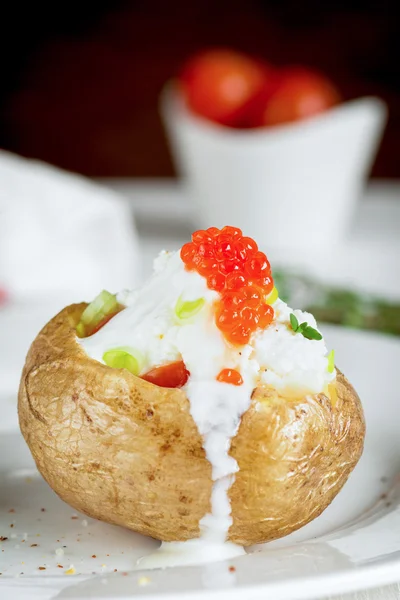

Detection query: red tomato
xmin=247 ymin=67 xmax=340 ymax=127
xmin=142 ymin=361 xmax=190 ymax=388
xmin=0 ymin=287 xmax=8 ymax=305
xmin=87 ymin=307 xmax=124 ymax=336
xmin=180 ymin=49 xmax=271 ymax=126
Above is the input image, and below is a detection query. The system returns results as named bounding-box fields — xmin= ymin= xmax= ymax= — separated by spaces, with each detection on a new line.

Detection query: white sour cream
xmin=79 ymin=250 xmax=335 ymax=568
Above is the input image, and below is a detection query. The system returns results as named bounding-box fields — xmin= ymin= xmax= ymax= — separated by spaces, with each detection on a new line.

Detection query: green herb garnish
xmin=327 ymin=349 xmax=335 ymax=373
xmin=302 ymin=326 xmax=323 ymax=341
xmin=290 ymin=313 xmax=299 ymax=331
xmin=290 ymin=313 xmax=323 ymax=341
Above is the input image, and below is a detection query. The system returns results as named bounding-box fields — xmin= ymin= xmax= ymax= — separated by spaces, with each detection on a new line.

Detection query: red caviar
xmin=180 ymin=226 xmax=274 ymax=344
xmin=217 ymin=368 xmax=243 ymax=386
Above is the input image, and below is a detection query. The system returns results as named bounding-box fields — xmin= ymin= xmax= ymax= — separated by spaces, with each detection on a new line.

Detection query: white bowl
xmin=161 ymin=85 xmax=387 ymax=250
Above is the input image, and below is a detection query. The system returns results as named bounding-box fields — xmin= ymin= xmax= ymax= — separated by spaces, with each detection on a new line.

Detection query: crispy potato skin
xmin=18 ymin=304 xmax=365 ymax=545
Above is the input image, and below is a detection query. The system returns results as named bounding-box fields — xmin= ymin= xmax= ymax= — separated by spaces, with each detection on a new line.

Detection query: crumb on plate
xmin=65 ymin=565 xmax=76 ymax=575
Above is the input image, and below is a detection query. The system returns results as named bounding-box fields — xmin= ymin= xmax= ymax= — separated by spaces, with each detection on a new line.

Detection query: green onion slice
xmin=265 ymin=286 xmax=279 ymax=305
xmin=81 ymin=290 xmax=118 ymax=326
xmin=175 ymin=296 xmax=205 ymax=320
xmin=102 ymin=347 xmax=143 ymax=376
xmin=327 ymin=349 xmax=335 ymax=373
xmin=76 ymin=322 xmax=86 ymax=338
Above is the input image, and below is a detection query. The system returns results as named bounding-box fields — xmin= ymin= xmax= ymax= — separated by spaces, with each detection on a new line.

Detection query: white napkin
xmin=0 ymin=150 xmax=140 ymax=304
xmin=0 ymin=150 xmax=140 ymax=402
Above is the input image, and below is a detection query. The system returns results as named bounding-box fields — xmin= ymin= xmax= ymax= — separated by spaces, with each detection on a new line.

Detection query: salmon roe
xmin=180 ymin=226 xmax=274 ymax=345
xmin=217 ymin=368 xmax=243 ymax=386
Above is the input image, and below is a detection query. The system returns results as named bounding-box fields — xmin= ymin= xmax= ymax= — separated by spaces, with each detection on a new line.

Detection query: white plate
xmin=1 ymin=325 xmax=400 ymax=600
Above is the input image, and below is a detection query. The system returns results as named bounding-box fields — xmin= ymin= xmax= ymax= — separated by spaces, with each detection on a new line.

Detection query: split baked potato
xmin=18 ymin=303 xmax=365 ymax=545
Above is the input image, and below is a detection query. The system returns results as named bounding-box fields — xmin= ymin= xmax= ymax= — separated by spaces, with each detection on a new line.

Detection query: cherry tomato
xmin=87 ymin=307 xmax=124 ymax=337
xmin=247 ymin=67 xmax=340 ymax=127
xmin=142 ymin=361 xmax=190 ymax=388
xmin=0 ymin=287 xmax=8 ymax=305
xmin=180 ymin=49 xmax=271 ymax=126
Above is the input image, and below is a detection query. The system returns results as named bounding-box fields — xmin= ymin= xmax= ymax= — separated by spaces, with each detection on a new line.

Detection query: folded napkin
xmin=0 ymin=150 xmax=140 ymax=304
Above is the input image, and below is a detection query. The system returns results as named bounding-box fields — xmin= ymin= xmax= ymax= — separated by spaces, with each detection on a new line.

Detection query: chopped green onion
xmin=81 ymin=290 xmax=117 ymax=326
xmin=76 ymin=322 xmax=86 ymax=338
xmin=175 ymin=296 xmax=205 ymax=320
xmin=265 ymin=286 xmax=279 ymax=305
xmin=327 ymin=349 xmax=335 ymax=373
xmin=102 ymin=348 xmax=142 ymax=376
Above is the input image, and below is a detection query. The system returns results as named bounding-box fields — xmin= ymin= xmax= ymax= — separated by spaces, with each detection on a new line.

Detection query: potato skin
xmin=18 ymin=304 xmax=365 ymax=545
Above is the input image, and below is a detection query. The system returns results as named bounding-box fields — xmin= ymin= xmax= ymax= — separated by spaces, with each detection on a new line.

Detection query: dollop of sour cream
xmin=79 ymin=250 xmax=335 ymax=568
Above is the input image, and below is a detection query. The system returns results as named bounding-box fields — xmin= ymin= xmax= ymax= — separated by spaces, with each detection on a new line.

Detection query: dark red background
xmin=0 ymin=0 xmax=398 ymax=177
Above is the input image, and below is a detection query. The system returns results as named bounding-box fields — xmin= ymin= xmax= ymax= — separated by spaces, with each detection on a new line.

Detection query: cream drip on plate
xmin=79 ymin=250 xmax=335 ymax=568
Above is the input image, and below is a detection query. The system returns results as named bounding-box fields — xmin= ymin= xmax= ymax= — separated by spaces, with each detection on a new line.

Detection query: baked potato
xmin=18 ymin=302 xmax=365 ymax=546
